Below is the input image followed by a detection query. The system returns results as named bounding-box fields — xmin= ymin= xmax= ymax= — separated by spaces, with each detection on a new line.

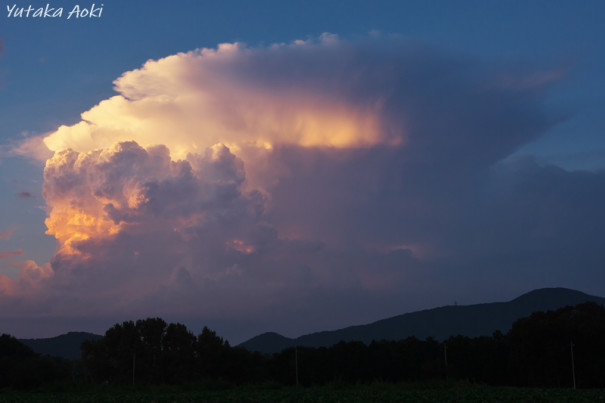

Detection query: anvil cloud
xmin=4 ymin=35 xmax=605 ymax=340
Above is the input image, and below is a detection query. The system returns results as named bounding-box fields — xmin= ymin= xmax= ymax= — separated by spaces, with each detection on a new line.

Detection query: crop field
xmin=1 ymin=383 xmax=604 ymax=403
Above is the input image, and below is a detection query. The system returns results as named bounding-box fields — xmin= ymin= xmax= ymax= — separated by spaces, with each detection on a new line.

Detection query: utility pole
xmin=570 ymin=341 xmax=576 ymax=390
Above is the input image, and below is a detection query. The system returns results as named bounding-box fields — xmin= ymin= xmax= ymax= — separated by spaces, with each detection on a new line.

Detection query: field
xmin=1 ymin=383 xmax=604 ymax=403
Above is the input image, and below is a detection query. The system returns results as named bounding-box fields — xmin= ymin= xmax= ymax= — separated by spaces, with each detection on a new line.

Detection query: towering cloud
xmin=6 ymin=35 xmax=605 ymax=339
xmin=43 ymin=39 xmax=393 ymax=158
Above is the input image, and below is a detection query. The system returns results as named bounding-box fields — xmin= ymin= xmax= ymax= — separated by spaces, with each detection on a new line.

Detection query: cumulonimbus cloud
xmin=6 ymin=34 xmax=604 ymax=339
xmin=42 ymin=38 xmax=397 ymax=158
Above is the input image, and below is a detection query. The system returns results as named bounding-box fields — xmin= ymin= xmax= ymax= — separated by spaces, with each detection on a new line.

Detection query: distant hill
xmin=239 ymin=287 xmax=605 ymax=354
xmin=20 ymin=332 xmax=102 ymax=360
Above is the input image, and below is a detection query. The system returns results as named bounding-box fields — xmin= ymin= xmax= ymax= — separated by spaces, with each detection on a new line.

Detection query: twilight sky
xmin=1 ymin=0 xmax=605 ymax=343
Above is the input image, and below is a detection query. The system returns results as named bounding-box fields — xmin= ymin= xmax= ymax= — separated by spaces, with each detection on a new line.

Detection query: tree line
xmin=0 ymin=333 xmax=72 ymax=388
xmin=2 ymin=302 xmax=605 ymax=389
xmin=272 ymin=300 xmax=605 ymax=388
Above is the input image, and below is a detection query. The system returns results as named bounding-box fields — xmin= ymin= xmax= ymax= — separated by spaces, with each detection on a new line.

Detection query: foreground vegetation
xmin=2 ymin=302 xmax=605 ymax=399
xmin=79 ymin=302 xmax=605 ymax=388
xmin=1 ymin=383 xmax=605 ymax=403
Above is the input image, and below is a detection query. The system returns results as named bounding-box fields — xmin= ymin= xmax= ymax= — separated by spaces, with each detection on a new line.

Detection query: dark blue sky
xmin=1 ymin=0 xmax=604 ymax=342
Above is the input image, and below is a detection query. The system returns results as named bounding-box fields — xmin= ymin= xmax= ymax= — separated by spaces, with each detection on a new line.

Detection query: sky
xmin=1 ymin=0 xmax=604 ymax=344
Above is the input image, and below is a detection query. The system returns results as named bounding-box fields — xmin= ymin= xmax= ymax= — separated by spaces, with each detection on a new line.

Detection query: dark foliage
xmin=78 ymin=303 xmax=605 ymax=387
xmin=508 ymin=302 xmax=605 ymax=388
xmin=7 ymin=301 xmax=605 ymax=389
xmin=0 ymin=333 xmax=71 ymax=389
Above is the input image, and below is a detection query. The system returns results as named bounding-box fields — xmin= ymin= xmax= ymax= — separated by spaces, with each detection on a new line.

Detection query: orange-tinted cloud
xmin=0 ymin=229 xmax=13 ymax=240
xmin=0 ymin=249 xmax=23 ymax=259
xmin=39 ymin=36 xmax=398 ymax=166
xmin=0 ymin=260 xmax=52 ymax=297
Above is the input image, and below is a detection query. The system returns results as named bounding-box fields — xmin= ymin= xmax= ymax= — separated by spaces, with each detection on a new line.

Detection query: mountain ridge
xmin=19 ymin=331 xmax=102 ymax=360
xmin=239 ymin=287 xmax=605 ymax=354
xmin=15 ymin=288 xmax=604 ymax=358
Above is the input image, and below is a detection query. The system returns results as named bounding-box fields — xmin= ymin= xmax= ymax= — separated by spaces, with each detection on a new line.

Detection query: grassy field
xmin=1 ymin=383 xmax=604 ymax=402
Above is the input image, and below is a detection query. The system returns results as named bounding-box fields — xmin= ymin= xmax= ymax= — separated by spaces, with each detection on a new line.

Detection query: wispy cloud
xmin=16 ymin=191 xmax=35 ymax=199
xmin=0 ymin=249 xmax=23 ymax=259
xmin=0 ymin=229 xmax=13 ymax=240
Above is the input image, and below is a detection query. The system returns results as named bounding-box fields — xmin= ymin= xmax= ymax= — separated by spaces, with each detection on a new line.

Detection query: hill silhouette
xmin=20 ymin=331 xmax=102 ymax=360
xmin=240 ymin=287 xmax=605 ymax=353
xmin=15 ymin=288 xmax=605 ymax=358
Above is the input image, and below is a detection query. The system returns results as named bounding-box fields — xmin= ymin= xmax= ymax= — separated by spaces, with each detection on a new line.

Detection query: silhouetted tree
xmin=135 ymin=317 xmax=167 ymax=382
xmin=195 ymin=326 xmax=229 ymax=380
xmin=161 ymin=322 xmax=196 ymax=383
xmin=78 ymin=304 xmax=605 ymax=388
xmin=0 ymin=333 xmax=70 ymax=389
xmin=508 ymin=302 xmax=605 ymax=387
xmin=444 ymin=333 xmax=508 ymax=384
xmin=81 ymin=337 xmax=112 ymax=383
